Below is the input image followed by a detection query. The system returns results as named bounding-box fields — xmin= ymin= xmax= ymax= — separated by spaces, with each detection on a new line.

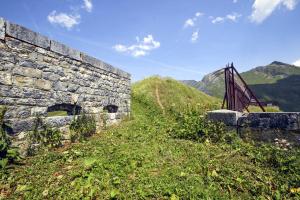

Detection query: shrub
xmin=100 ymin=110 xmax=108 ymax=130
xmin=168 ymin=106 xmax=227 ymax=143
xmin=69 ymin=113 xmax=96 ymax=142
xmin=0 ymin=106 xmax=20 ymax=168
xmin=27 ymin=116 xmax=62 ymax=155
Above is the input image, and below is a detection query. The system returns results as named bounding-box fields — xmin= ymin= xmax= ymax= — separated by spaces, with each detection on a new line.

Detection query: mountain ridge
xmin=182 ymin=61 xmax=300 ymax=111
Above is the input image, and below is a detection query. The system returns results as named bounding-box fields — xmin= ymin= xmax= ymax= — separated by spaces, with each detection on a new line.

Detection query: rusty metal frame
xmin=221 ymin=63 xmax=265 ymax=112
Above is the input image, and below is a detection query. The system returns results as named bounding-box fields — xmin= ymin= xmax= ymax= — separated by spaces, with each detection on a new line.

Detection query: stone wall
xmin=238 ymin=112 xmax=300 ymax=131
xmin=207 ymin=110 xmax=300 ymax=147
xmin=0 ymin=18 xmax=131 ymax=136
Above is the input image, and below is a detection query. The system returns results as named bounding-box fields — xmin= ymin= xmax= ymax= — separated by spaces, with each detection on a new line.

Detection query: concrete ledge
xmin=81 ymin=53 xmax=131 ymax=79
xmin=6 ymin=21 xmax=50 ymax=49
xmin=50 ymin=40 xmax=81 ymax=61
xmin=207 ymin=109 xmax=243 ymax=126
xmin=0 ymin=18 xmax=5 ymax=40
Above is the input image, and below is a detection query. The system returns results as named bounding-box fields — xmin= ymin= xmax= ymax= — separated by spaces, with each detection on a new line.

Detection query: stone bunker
xmin=0 ymin=18 xmax=131 ymax=135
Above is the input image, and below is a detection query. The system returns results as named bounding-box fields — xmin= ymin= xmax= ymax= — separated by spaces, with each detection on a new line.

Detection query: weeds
xmin=69 ymin=113 xmax=96 ymax=142
xmin=0 ymin=107 xmax=20 ymax=169
xmin=168 ymin=105 xmax=227 ymax=143
xmin=27 ymin=116 xmax=62 ymax=155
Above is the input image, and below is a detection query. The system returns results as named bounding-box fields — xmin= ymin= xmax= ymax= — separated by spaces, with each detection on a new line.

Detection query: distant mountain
xmin=182 ymin=61 xmax=300 ymax=111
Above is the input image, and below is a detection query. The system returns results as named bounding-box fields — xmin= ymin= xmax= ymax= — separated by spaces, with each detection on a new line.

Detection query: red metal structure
xmin=220 ymin=63 xmax=265 ymax=112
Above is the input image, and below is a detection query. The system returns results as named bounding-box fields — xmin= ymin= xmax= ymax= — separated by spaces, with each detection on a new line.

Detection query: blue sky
xmin=1 ymin=0 xmax=300 ymax=81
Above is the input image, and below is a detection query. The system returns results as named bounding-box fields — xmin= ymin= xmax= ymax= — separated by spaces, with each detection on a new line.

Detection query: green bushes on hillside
xmin=69 ymin=113 xmax=96 ymax=142
xmin=168 ymin=105 xmax=227 ymax=143
xmin=27 ymin=116 xmax=63 ymax=155
xmin=0 ymin=107 xmax=20 ymax=169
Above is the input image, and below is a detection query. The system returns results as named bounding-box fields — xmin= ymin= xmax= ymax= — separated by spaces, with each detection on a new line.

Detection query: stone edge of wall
xmin=0 ymin=17 xmax=131 ymax=79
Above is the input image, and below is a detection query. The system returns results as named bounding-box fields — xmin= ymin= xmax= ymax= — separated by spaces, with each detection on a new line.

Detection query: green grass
xmin=47 ymin=111 xmax=68 ymax=117
xmin=0 ymin=77 xmax=299 ymax=199
xmin=133 ymin=76 xmax=220 ymax=113
xmin=248 ymin=105 xmax=281 ymax=112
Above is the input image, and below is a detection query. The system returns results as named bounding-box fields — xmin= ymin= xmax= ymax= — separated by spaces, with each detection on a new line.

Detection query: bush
xmin=238 ymin=143 xmax=300 ymax=190
xmin=168 ymin=106 xmax=227 ymax=143
xmin=27 ymin=116 xmax=62 ymax=155
xmin=0 ymin=106 xmax=20 ymax=168
xmin=69 ymin=113 xmax=96 ymax=142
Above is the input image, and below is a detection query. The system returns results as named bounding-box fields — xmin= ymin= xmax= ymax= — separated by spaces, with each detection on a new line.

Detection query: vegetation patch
xmin=47 ymin=111 xmax=68 ymax=117
xmin=0 ymin=107 xmax=20 ymax=169
xmin=27 ymin=116 xmax=62 ymax=155
xmin=0 ymin=77 xmax=299 ymax=199
xmin=69 ymin=113 xmax=97 ymax=142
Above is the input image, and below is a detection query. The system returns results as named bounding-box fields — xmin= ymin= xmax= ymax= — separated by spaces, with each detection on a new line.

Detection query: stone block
xmin=81 ymin=53 xmax=104 ymax=69
xmin=0 ymin=71 xmax=12 ymax=85
xmin=12 ymin=75 xmax=34 ymax=87
xmin=207 ymin=109 xmax=243 ymax=126
xmin=53 ymin=81 xmax=68 ymax=91
xmin=50 ymin=40 xmax=81 ymax=61
xmin=13 ymin=67 xmax=42 ymax=78
xmin=71 ymin=94 xmax=80 ymax=104
xmin=6 ymin=118 xmax=35 ymax=134
xmin=6 ymin=21 xmax=50 ymax=49
xmin=5 ymin=106 xmax=31 ymax=119
xmin=45 ymin=116 xmax=73 ymax=128
xmin=0 ymin=18 xmax=5 ymax=40
xmin=34 ymin=79 xmax=52 ymax=91
xmin=31 ymin=107 xmax=47 ymax=116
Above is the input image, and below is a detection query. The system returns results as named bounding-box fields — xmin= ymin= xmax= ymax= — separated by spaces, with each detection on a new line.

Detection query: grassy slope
xmin=0 ymin=77 xmax=299 ymax=199
xmin=133 ymin=77 xmax=220 ymax=112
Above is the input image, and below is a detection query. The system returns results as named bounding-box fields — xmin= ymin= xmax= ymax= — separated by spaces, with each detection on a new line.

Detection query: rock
xmin=13 ymin=67 xmax=42 ymax=78
xmin=34 ymin=79 xmax=52 ymax=91
xmin=31 ymin=107 xmax=47 ymax=116
xmin=0 ymin=71 xmax=12 ymax=85
xmin=12 ymin=76 xmax=34 ymax=87
xmin=45 ymin=116 xmax=73 ymax=128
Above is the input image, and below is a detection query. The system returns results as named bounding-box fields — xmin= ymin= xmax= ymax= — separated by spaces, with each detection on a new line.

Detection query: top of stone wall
xmin=0 ymin=17 xmax=130 ymax=79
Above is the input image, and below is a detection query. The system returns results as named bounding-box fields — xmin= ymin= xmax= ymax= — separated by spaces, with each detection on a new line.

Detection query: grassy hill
xmin=183 ymin=61 xmax=300 ymax=111
xmin=134 ymin=77 xmax=219 ymax=113
xmin=0 ymin=77 xmax=299 ymax=199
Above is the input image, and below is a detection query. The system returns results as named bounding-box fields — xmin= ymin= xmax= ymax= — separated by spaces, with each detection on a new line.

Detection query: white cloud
xmin=113 ymin=35 xmax=160 ymax=57
xmin=233 ymin=0 xmax=238 ymax=3
xmin=183 ymin=11 xmax=204 ymax=28
xmin=226 ymin=13 xmax=242 ymax=22
xmin=195 ymin=12 xmax=204 ymax=17
xmin=211 ymin=12 xmax=242 ymax=24
xmin=283 ymin=0 xmax=298 ymax=9
xmin=184 ymin=19 xmax=195 ymax=28
xmin=250 ymin=0 xmax=298 ymax=24
xmin=212 ymin=17 xmax=225 ymax=24
xmin=82 ymin=0 xmax=93 ymax=12
xmin=47 ymin=11 xmax=80 ymax=29
xmin=191 ymin=30 xmax=199 ymax=43
xmin=293 ymin=59 xmax=300 ymax=66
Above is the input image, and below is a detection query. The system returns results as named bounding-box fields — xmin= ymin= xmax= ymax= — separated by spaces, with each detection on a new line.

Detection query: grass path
xmin=155 ymin=84 xmax=165 ymax=114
